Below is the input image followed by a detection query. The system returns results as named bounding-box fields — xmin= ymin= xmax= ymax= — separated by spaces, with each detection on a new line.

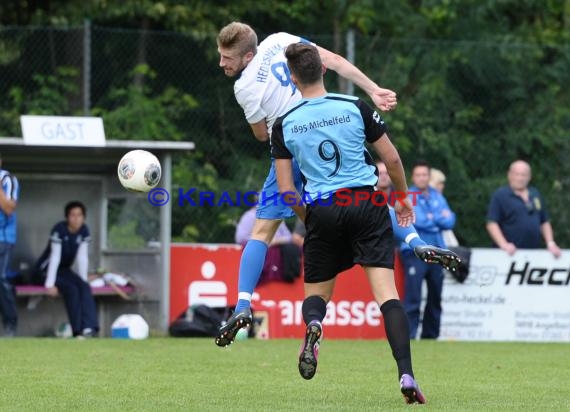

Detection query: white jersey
xmin=234 ymin=32 xmax=313 ymax=136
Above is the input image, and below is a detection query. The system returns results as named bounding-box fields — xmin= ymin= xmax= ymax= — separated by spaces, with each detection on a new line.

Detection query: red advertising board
xmin=170 ymin=243 xmax=405 ymax=339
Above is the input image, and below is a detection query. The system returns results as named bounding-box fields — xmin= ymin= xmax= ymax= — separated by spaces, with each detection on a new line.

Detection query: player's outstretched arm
xmin=249 ymin=119 xmax=270 ymax=142
xmin=316 ymin=46 xmax=397 ymax=111
xmin=372 ymin=134 xmax=407 ymax=193
xmin=372 ymin=133 xmax=414 ymax=226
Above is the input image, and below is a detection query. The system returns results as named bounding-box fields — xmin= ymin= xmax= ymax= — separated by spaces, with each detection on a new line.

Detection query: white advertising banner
xmin=440 ymin=248 xmax=570 ymax=342
xmin=20 ymin=115 xmax=106 ymax=146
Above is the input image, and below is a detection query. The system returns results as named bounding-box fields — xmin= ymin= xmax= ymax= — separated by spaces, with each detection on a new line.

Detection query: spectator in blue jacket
xmin=401 ymin=160 xmax=456 ymax=339
xmin=0 ymin=156 xmax=19 ymax=337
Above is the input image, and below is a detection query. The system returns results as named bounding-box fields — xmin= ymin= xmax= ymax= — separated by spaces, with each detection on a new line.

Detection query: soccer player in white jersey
xmin=215 ymin=22 xmax=457 ymax=347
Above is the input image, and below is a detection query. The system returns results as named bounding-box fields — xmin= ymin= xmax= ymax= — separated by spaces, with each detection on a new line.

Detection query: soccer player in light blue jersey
xmin=273 ymin=42 xmax=426 ymax=403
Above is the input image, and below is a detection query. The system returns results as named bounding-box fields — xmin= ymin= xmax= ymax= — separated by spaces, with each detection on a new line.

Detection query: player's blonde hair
xmin=217 ymin=22 xmax=257 ymax=57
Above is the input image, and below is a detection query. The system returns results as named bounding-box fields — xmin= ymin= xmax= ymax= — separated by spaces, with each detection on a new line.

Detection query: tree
xmin=1 ymin=0 xmax=568 ymax=245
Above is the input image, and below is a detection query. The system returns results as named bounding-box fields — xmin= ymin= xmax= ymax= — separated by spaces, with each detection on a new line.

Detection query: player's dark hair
xmin=65 ymin=201 xmax=86 ymax=218
xmin=217 ymin=22 xmax=257 ymax=56
xmin=412 ymin=159 xmax=430 ymax=171
xmin=285 ymin=43 xmax=322 ymax=85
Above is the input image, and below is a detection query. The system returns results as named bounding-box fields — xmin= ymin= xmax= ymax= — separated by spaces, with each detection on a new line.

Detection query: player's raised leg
xmin=388 ymin=208 xmax=460 ymax=271
xmin=236 ymin=218 xmax=282 ymax=311
xmin=389 ymin=208 xmax=427 ymax=249
xmin=215 ymin=218 xmax=280 ymax=347
xmin=365 ymin=266 xmax=426 ymax=404
xmin=216 ymin=160 xmax=303 ymax=347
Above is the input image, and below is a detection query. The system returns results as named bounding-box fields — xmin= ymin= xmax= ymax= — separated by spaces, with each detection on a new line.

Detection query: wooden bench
xmin=16 ymin=285 xmax=135 ymax=298
xmin=15 ymin=285 xmax=137 ymax=337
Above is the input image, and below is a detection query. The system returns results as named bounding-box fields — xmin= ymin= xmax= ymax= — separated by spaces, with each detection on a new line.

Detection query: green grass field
xmin=0 ymin=338 xmax=569 ymax=411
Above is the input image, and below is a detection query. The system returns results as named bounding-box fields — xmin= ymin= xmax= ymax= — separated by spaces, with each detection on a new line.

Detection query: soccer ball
xmin=235 ymin=328 xmax=249 ymax=341
xmin=117 ymin=150 xmax=162 ymax=192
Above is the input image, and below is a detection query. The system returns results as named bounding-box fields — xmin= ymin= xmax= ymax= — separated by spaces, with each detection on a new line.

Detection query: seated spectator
xmin=34 ymin=201 xmax=99 ymax=338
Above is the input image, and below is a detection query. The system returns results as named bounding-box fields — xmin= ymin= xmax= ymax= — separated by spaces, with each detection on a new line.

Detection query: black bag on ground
xmin=279 ymin=243 xmax=302 ymax=283
xmin=169 ymin=305 xmax=224 ymax=337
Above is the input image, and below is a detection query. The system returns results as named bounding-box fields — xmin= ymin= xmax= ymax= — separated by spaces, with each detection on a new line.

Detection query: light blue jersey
xmin=272 ymin=93 xmax=387 ymax=202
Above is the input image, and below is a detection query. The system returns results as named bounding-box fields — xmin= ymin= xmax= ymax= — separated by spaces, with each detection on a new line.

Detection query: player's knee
xmin=311 ymin=293 xmax=331 ymax=303
xmin=376 ymin=290 xmax=400 ymax=306
xmin=250 ymin=219 xmax=281 ymax=243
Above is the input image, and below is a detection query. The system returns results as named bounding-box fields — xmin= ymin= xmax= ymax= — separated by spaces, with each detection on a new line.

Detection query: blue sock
xmin=407 ymin=235 xmax=426 ymax=249
xmin=235 ymin=239 xmax=268 ymax=311
xmin=389 ymin=208 xmax=427 ymax=249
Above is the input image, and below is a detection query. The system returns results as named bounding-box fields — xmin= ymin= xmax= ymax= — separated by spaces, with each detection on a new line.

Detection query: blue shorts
xmin=256 ymin=158 xmax=304 ymax=219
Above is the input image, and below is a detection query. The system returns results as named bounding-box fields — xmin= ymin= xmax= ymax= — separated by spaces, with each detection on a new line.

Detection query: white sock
xmin=404 ymin=233 xmax=419 ymax=246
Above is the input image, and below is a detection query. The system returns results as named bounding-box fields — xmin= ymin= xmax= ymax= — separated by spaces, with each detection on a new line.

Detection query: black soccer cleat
xmin=414 ymin=245 xmax=461 ymax=271
xmin=400 ymin=374 xmax=427 ymax=404
xmin=298 ymin=320 xmax=322 ymax=380
xmin=215 ymin=307 xmax=253 ymax=347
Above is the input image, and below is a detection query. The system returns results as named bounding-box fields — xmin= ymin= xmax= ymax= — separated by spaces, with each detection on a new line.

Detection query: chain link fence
xmin=1 ymin=25 xmax=569 ymax=246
